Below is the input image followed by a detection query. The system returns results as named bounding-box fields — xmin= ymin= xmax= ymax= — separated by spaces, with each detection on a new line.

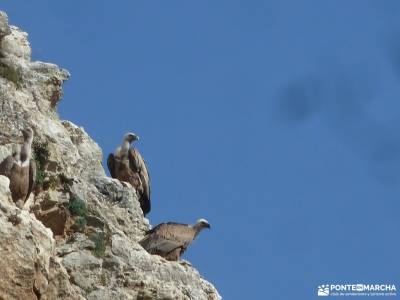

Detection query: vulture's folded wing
xmin=129 ymin=148 xmax=151 ymax=214
xmin=140 ymin=223 xmax=196 ymax=254
xmin=107 ymin=153 xmax=116 ymax=178
xmin=26 ymin=159 xmax=36 ymax=201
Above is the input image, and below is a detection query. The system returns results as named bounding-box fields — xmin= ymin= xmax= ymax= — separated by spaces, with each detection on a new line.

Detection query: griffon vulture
xmin=0 ymin=128 xmax=36 ymax=208
xmin=139 ymin=219 xmax=211 ymax=261
xmin=107 ymin=132 xmax=151 ymax=215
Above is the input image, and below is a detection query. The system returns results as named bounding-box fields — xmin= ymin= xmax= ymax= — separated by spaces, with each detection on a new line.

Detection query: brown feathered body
xmin=8 ymin=161 xmax=36 ymax=206
xmin=0 ymin=128 xmax=36 ymax=208
xmin=140 ymin=220 xmax=210 ymax=261
xmin=109 ymin=155 xmax=143 ymax=193
xmin=107 ymin=135 xmax=151 ymax=215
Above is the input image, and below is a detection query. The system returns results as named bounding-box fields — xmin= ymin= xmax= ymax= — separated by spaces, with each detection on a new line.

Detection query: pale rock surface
xmin=0 ymin=11 xmax=221 ymax=300
xmin=0 ymin=175 xmax=11 ymax=203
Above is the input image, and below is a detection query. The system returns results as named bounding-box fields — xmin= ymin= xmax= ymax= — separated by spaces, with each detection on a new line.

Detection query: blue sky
xmin=3 ymin=1 xmax=400 ymax=299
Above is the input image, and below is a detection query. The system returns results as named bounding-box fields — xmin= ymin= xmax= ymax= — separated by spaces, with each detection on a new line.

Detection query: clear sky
xmin=3 ymin=1 xmax=400 ymax=299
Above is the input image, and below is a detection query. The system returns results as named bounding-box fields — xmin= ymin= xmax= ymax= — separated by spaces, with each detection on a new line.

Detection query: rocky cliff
xmin=0 ymin=11 xmax=220 ymax=300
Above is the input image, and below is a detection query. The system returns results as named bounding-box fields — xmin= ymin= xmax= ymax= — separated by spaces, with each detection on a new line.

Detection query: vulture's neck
xmin=120 ymin=139 xmax=131 ymax=156
xmin=192 ymin=224 xmax=205 ymax=237
xmin=20 ymin=137 xmax=32 ymax=166
xmin=12 ymin=149 xmax=20 ymax=162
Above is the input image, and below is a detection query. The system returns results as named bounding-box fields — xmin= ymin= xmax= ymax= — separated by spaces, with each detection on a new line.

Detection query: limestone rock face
xmin=0 ymin=11 xmax=221 ymax=300
xmin=0 ymin=176 xmax=55 ymax=300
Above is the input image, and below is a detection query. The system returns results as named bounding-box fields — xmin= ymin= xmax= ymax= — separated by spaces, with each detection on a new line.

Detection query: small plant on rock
xmin=35 ymin=168 xmax=46 ymax=188
xmin=32 ymin=140 xmax=50 ymax=166
xmin=99 ymin=272 xmax=107 ymax=286
xmin=0 ymin=63 xmax=22 ymax=87
xmin=90 ymin=232 xmax=106 ymax=258
xmin=32 ymin=140 xmax=50 ymax=188
xmin=83 ymin=286 xmax=94 ymax=295
xmin=73 ymin=216 xmax=87 ymax=231
xmin=68 ymin=197 xmax=86 ymax=217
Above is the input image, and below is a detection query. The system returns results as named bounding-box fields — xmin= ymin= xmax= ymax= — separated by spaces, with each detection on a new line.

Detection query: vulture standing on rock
xmin=0 ymin=128 xmax=36 ymax=208
xmin=139 ymin=219 xmax=211 ymax=261
xmin=107 ymin=132 xmax=151 ymax=215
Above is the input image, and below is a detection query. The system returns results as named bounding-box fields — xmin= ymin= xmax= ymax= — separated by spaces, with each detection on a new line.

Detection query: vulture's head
xmin=21 ymin=127 xmax=34 ymax=141
xmin=124 ymin=132 xmax=139 ymax=143
xmin=196 ymin=218 xmax=211 ymax=229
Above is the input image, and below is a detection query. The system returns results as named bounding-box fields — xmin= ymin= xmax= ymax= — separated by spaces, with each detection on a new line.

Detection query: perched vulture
xmin=107 ymin=132 xmax=151 ymax=215
xmin=0 ymin=128 xmax=36 ymax=208
xmin=140 ymin=219 xmax=211 ymax=261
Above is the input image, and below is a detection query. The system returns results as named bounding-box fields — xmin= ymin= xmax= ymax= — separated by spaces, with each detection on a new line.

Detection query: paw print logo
xmin=318 ymin=285 xmax=330 ymax=296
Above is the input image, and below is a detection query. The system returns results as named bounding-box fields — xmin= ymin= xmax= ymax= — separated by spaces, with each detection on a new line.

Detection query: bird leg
xmin=165 ymin=248 xmax=182 ymax=261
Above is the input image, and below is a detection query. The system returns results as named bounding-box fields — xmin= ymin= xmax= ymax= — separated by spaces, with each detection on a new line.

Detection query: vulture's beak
xmin=205 ymin=223 xmax=211 ymax=229
xmin=129 ymin=134 xmax=139 ymax=142
xmin=124 ymin=133 xmax=139 ymax=143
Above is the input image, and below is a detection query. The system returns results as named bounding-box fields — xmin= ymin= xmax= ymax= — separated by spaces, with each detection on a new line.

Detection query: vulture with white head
xmin=107 ymin=132 xmax=151 ymax=215
xmin=139 ymin=219 xmax=211 ymax=261
xmin=0 ymin=128 xmax=36 ymax=208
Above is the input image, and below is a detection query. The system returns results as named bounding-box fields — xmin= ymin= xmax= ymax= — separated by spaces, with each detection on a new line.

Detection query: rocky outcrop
xmin=0 ymin=11 xmax=220 ymax=300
